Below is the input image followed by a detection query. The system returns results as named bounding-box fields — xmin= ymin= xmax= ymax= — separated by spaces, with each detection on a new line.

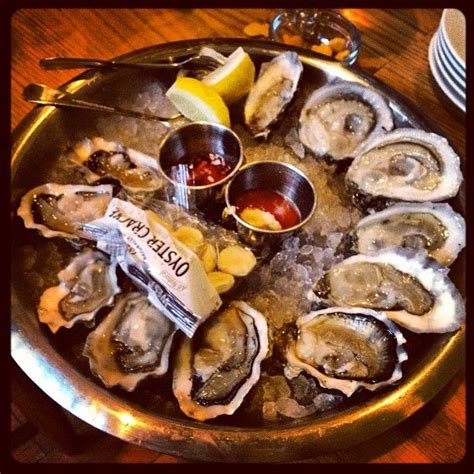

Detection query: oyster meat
xmin=299 ymin=81 xmax=394 ymax=161
xmin=17 ymin=183 xmax=113 ymax=239
xmin=83 ymin=292 xmax=176 ymax=391
xmin=69 ymin=137 xmax=163 ymax=192
xmin=345 ymin=128 xmax=463 ymax=209
xmin=38 ymin=248 xmax=120 ymax=333
xmin=341 ymin=202 xmax=465 ymax=266
xmin=312 ymin=248 xmax=465 ymax=333
xmin=286 ymin=307 xmax=407 ymax=397
xmin=244 ymin=51 xmax=303 ymax=138
xmin=173 ymin=301 xmax=268 ymax=421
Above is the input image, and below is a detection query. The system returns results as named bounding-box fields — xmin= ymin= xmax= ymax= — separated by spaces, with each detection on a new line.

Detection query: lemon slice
xmin=165 ymin=77 xmax=230 ymax=127
xmin=202 ymin=47 xmax=256 ymax=105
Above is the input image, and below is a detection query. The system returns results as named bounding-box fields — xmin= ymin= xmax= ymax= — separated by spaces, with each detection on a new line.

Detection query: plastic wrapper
xmin=83 ymin=198 xmax=221 ymax=336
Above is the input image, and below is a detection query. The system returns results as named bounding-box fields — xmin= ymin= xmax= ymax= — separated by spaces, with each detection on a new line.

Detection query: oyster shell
xmin=172 ymin=301 xmax=268 ymax=421
xmin=244 ymin=51 xmax=303 ymax=138
xmin=69 ymin=137 xmax=162 ymax=192
xmin=299 ymin=81 xmax=394 ymax=161
xmin=345 ymin=128 xmax=463 ymax=209
xmin=38 ymin=249 xmax=120 ymax=333
xmin=83 ymin=292 xmax=176 ymax=391
xmin=286 ymin=307 xmax=407 ymax=397
xmin=341 ymin=202 xmax=465 ymax=266
xmin=17 ymin=183 xmax=113 ymax=239
xmin=311 ymin=248 xmax=465 ymax=333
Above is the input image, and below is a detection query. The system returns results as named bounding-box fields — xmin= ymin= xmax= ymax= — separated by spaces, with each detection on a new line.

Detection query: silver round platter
xmin=11 ymin=38 xmax=465 ymax=462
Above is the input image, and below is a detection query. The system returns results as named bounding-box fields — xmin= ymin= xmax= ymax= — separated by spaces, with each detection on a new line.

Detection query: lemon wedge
xmin=165 ymin=77 xmax=231 ymax=127
xmin=202 ymin=47 xmax=256 ymax=105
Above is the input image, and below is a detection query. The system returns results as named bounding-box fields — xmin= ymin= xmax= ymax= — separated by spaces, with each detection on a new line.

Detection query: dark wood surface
xmin=11 ymin=8 xmax=466 ymax=464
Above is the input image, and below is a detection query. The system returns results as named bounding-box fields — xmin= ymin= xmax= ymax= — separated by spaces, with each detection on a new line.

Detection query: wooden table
xmin=11 ymin=8 xmax=466 ymax=464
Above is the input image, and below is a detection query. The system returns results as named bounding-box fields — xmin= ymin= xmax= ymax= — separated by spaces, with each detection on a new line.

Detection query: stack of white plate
xmin=428 ymin=9 xmax=466 ymax=112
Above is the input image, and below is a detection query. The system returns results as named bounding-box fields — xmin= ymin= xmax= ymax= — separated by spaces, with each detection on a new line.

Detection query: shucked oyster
xmin=173 ymin=301 xmax=268 ymax=421
xmin=340 ymin=202 xmax=466 ymax=266
xmin=38 ymin=248 xmax=120 ymax=333
xmin=69 ymin=137 xmax=163 ymax=192
xmin=299 ymin=81 xmax=393 ymax=161
xmin=286 ymin=307 xmax=407 ymax=397
xmin=311 ymin=248 xmax=465 ymax=333
xmin=84 ymin=292 xmax=176 ymax=391
xmin=17 ymin=183 xmax=113 ymax=239
xmin=244 ymin=51 xmax=303 ymax=138
xmin=345 ymin=128 xmax=463 ymax=210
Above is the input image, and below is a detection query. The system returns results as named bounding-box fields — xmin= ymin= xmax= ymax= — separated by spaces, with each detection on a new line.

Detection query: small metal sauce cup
xmin=158 ymin=122 xmax=244 ymax=210
xmin=224 ymin=160 xmax=317 ymax=248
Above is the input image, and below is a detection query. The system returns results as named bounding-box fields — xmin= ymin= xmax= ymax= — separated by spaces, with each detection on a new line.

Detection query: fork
xmin=40 ymin=54 xmax=224 ymax=71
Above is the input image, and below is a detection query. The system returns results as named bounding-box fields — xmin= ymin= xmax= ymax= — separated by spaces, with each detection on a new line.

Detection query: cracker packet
xmin=83 ymin=198 xmax=222 ymax=337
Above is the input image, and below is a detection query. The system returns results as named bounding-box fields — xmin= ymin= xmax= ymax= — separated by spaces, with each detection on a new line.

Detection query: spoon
xmin=22 ymin=83 xmax=180 ymax=123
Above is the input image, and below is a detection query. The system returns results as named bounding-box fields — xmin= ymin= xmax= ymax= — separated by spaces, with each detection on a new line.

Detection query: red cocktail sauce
xmin=167 ymin=152 xmax=233 ymax=186
xmin=234 ymin=189 xmax=301 ymax=230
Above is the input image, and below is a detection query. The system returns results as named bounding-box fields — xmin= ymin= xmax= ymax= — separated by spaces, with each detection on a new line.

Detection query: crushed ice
xmin=41 ymin=79 xmax=364 ymax=422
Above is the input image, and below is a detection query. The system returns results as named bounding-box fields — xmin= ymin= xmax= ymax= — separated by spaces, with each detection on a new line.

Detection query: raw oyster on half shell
xmin=69 ymin=137 xmax=163 ymax=192
xmin=38 ymin=248 xmax=120 ymax=333
xmin=83 ymin=292 xmax=177 ymax=391
xmin=311 ymin=248 xmax=465 ymax=333
xmin=340 ymin=202 xmax=465 ymax=266
xmin=286 ymin=307 xmax=407 ymax=397
xmin=299 ymin=81 xmax=394 ymax=161
xmin=244 ymin=51 xmax=303 ymax=138
xmin=17 ymin=183 xmax=113 ymax=239
xmin=172 ymin=301 xmax=268 ymax=421
xmin=345 ymin=128 xmax=463 ymax=210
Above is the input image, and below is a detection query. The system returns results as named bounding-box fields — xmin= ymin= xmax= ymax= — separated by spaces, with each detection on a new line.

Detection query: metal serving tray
xmin=11 ymin=38 xmax=465 ymax=462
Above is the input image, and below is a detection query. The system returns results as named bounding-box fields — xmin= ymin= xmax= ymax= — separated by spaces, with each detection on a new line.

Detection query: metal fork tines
xmin=40 ymin=54 xmax=224 ymax=71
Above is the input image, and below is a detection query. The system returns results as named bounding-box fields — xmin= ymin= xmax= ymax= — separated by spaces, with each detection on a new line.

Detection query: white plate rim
xmin=440 ymin=9 xmax=466 ymax=68
xmin=437 ymin=26 xmax=466 ymax=78
xmin=434 ymin=32 xmax=465 ymax=97
xmin=428 ymin=33 xmax=465 ymax=112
